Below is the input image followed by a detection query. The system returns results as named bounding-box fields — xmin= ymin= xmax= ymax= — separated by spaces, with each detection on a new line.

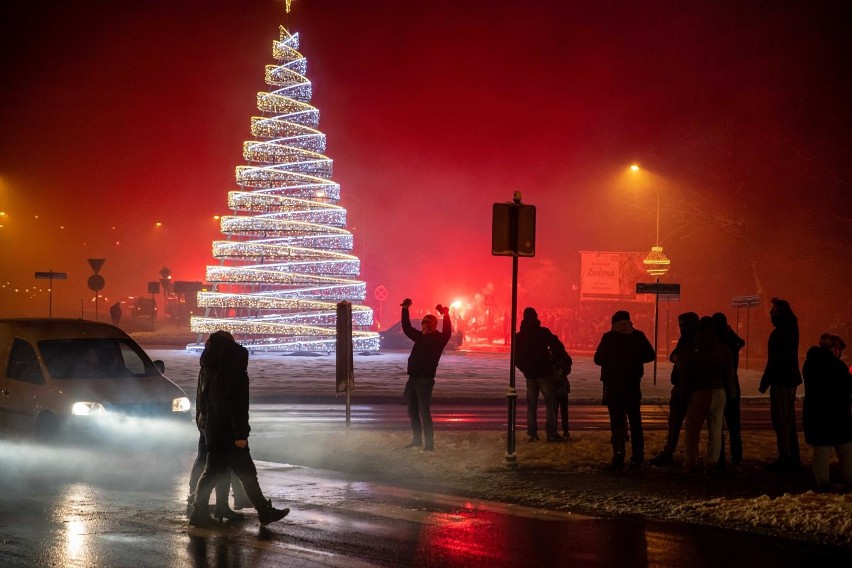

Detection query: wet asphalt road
xmin=1 ymin=401 xmax=848 ymax=567
xmin=1 ymin=445 xmax=849 ymax=568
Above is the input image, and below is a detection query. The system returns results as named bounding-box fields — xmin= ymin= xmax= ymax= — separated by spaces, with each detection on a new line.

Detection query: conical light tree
xmin=189 ymin=25 xmax=378 ymax=352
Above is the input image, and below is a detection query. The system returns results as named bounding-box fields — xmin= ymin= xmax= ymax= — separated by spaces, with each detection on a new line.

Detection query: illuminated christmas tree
xmin=189 ymin=23 xmax=378 ymax=352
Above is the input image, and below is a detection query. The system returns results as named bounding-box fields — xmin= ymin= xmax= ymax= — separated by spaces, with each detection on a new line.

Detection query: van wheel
xmin=34 ymin=412 xmax=60 ymax=440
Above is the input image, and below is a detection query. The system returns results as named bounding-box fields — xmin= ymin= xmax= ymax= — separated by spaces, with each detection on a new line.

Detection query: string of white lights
xmin=189 ymin=25 xmax=378 ymax=352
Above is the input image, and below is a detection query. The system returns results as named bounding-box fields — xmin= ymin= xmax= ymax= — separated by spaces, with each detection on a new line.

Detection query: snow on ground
xmin=145 ymin=345 xmax=852 ymax=548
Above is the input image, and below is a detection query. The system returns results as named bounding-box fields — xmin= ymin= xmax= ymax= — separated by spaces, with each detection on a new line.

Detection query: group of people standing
xmin=512 ymin=297 xmax=851 ymax=489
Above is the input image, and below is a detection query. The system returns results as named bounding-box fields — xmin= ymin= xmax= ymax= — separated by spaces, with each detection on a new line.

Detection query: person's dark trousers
xmin=405 ymin=376 xmax=436 ymax=448
xmin=525 ymin=376 xmax=557 ymax=439
xmin=662 ymin=385 xmax=688 ymax=455
xmin=556 ymin=392 xmax=569 ymax=435
xmin=606 ymin=394 xmax=644 ymax=464
xmin=189 ymin=433 xmax=250 ymax=509
xmin=719 ymin=384 xmax=743 ymax=466
xmin=770 ymin=385 xmax=800 ymax=462
xmin=193 ymin=446 xmax=267 ymax=514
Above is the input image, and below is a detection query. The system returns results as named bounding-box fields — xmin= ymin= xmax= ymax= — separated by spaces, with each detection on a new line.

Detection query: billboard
xmin=579 ymin=251 xmax=654 ymax=302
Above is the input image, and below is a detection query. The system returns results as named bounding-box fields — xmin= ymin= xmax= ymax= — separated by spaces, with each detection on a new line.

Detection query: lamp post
xmin=630 ymin=165 xmax=670 ymax=384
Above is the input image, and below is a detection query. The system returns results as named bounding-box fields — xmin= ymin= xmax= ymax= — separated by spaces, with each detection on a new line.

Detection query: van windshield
xmin=38 ymin=338 xmax=158 ymax=379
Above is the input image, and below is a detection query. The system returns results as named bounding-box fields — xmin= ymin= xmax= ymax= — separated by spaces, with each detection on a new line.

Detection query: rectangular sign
xmin=579 ymin=251 xmax=654 ymax=302
xmin=35 ymin=271 xmax=68 ymax=280
xmin=731 ymin=295 xmax=760 ymax=307
xmin=636 ymin=282 xmax=681 ymax=295
xmin=492 ymin=202 xmax=536 ymax=257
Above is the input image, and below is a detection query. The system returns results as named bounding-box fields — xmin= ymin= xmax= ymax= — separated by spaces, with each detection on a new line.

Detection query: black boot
xmin=257 ymin=499 xmax=290 ymax=525
xmin=213 ymin=504 xmax=245 ymax=521
xmin=189 ymin=503 xmax=217 ymax=527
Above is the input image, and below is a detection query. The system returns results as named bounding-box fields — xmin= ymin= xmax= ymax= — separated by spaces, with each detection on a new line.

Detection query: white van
xmin=0 ymin=318 xmax=190 ymax=438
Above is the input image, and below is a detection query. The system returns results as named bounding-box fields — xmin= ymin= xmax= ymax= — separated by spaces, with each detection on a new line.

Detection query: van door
xmin=0 ymin=338 xmax=46 ymax=431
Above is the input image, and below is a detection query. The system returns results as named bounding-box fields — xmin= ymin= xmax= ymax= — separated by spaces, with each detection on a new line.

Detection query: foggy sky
xmin=1 ymin=0 xmax=849 ymax=337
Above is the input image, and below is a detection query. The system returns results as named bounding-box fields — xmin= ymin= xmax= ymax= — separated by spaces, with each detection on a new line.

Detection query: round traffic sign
xmin=88 ymin=274 xmax=105 ymax=292
xmin=374 ymin=285 xmax=388 ymax=302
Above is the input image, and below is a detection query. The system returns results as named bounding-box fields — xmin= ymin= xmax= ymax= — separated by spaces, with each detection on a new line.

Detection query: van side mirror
xmin=154 ymin=360 xmax=165 ymax=374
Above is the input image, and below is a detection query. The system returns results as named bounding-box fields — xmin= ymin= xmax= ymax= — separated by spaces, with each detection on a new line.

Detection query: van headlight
xmin=72 ymin=402 xmax=107 ymax=416
xmin=172 ymin=397 xmax=191 ymax=412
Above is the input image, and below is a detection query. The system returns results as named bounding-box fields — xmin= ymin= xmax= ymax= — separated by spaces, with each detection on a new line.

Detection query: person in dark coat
xmin=713 ymin=312 xmax=746 ymax=469
xmin=594 ymin=310 xmax=656 ymax=470
xmin=187 ymin=331 xmax=251 ymax=520
xmin=189 ymin=331 xmax=290 ymax=527
xmin=802 ymin=334 xmax=852 ymax=491
xmin=678 ymin=316 xmax=737 ymax=474
xmin=514 ymin=307 xmax=572 ymax=442
xmin=400 ymin=298 xmax=452 ymax=451
xmin=649 ymin=312 xmax=699 ymax=466
xmin=759 ymin=297 xmax=803 ymax=472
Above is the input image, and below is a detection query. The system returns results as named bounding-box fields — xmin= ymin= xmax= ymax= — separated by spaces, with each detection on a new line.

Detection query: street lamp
xmin=630 ymin=165 xmax=670 ymax=277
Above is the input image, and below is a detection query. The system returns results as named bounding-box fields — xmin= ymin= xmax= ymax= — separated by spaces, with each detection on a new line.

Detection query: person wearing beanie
xmin=514 ymin=307 xmax=572 ymax=442
xmin=649 ymin=312 xmax=700 ymax=467
xmin=594 ymin=310 xmax=656 ymax=470
xmin=759 ymin=297 xmax=803 ymax=472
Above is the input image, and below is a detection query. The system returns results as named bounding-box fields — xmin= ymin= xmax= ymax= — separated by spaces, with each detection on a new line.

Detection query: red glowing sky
xmin=0 ymin=0 xmax=849 ymax=331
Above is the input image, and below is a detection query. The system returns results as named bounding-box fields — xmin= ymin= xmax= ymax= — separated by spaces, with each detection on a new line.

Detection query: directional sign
xmin=35 ymin=271 xmax=68 ymax=280
xmin=731 ymin=295 xmax=760 ymax=307
xmin=636 ymin=282 xmax=681 ymax=295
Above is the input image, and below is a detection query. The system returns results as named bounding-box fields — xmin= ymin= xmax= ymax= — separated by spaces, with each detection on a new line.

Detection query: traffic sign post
xmin=636 ymin=282 xmax=681 ymax=385
xmin=732 ymin=295 xmax=760 ymax=370
xmin=87 ymin=259 xmax=106 ymax=321
xmin=492 ymin=191 xmax=536 ymax=468
xmin=35 ymin=270 xmax=68 ymax=318
xmin=373 ymin=285 xmax=388 ymax=330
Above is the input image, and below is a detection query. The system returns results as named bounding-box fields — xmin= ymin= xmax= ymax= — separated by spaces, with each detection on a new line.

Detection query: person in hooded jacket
xmin=802 ymin=334 xmax=852 ymax=491
xmin=759 ymin=298 xmax=803 ymax=472
xmin=187 ymin=331 xmax=251 ymax=520
xmin=594 ymin=310 xmax=656 ymax=470
xmin=678 ymin=316 xmax=737 ymax=474
xmin=400 ymin=298 xmax=452 ymax=451
xmin=649 ymin=312 xmax=699 ymax=466
xmin=514 ymin=307 xmax=571 ymax=442
xmin=189 ymin=331 xmax=290 ymax=527
xmin=713 ymin=312 xmax=746 ymax=469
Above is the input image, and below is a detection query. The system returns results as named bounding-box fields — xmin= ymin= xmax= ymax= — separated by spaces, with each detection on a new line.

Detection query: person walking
xmin=649 ymin=312 xmax=699 ymax=467
xmin=187 ymin=331 xmax=251 ymax=520
xmin=759 ymin=298 xmax=803 ymax=472
xmin=514 ymin=307 xmax=571 ymax=442
xmin=802 ymin=334 xmax=852 ymax=492
xmin=713 ymin=312 xmax=746 ymax=469
xmin=594 ymin=310 xmax=656 ymax=470
xmin=189 ymin=331 xmax=290 ymax=527
xmin=400 ymin=298 xmax=452 ymax=451
xmin=678 ymin=316 xmax=737 ymax=475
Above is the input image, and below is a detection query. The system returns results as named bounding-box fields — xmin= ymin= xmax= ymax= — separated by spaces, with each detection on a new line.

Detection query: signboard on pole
xmin=492 ymin=202 xmax=536 ymax=257
xmin=579 ymin=251 xmax=654 ymax=302
xmin=636 ymin=283 xmax=681 ymax=295
xmin=731 ymin=295 xmax=760 ymax=307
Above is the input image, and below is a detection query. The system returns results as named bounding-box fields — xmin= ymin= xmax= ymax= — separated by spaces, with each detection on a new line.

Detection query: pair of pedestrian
xmin=188 ymin=330 xmax=290 ymax=527
xmin=514 ymin=307 xmax=573 ymax=443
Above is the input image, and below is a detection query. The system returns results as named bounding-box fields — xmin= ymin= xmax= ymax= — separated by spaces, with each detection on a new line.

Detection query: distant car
xmin=0 ymin=318 xmax=190 ymax=438
xmin=379 ymin=318 xmax=462 ymax=351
